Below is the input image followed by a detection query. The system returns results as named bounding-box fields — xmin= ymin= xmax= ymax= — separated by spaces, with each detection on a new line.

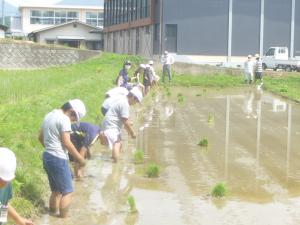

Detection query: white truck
xmin=262 ymin=47 xmax=300 ymax=72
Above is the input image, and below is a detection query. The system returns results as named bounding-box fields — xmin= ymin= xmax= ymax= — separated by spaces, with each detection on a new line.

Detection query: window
xmin=30 ymin=10 xmax=78 ymax=25
xmin=266 ymin=48 xmax=275 ymax=56
xmin=86 ymin=11 xmax=104 ymax=27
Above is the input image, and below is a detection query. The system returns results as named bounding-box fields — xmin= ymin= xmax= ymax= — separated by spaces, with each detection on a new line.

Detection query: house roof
xmin=0 ymin=24 xmax=8 ymax=31
xmin=19 ymin=4 xmax=103 ymax=10
xmin=29 ymin=21 xmax=102 ymax=35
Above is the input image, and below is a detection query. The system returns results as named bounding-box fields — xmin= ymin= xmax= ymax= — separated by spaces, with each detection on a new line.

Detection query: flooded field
xmin=37 ymin=87 xmax=300 ymax=225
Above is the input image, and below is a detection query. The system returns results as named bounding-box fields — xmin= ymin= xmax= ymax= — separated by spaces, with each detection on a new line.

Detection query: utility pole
xmin=1 ymin=0 xmax=5 ymax=25
xmin=159 ymin=0 xmax=164 ymax=55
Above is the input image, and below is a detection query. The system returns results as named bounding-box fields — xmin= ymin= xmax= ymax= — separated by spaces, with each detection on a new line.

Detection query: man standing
xmin=0 ymin=148 xmax=34 ymax=225
xmin=100 ymin=87 xmax=143 ymax=163
xmin=38 ymin=99 xmax=86 ymax=218
xmin=244 ymin=55 xmax=254 ymax=84
xmin=160 ymin=51 xmax=175 ymax=82
xmin=254 ymin=54 xmax=263 ymax=86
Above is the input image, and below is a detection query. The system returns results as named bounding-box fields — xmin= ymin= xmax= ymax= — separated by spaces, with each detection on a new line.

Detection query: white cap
xmin=255 ymin=53 xmax=260 ymax=58
xmin=0 ymin=148 xmax=16 ymax=181
xmin=69 ymin=99 xmax=86 ymax=121
xmin=247 ymin=54 xmax=252 ymax=58
xmin=148 ymin=60 xmax=154 ymax=65
xmin=145 ymin=64 xmax=151 ymax=68
xmin=164 ymin=51 xmax=168 ymax=55
xmin=130 ymin=87 xmax=143 ymax=103
xmin=139 ymin=64 xmax=146 ymax=69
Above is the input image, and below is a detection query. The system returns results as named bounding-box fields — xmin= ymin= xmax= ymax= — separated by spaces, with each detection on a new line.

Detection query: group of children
xmin=0 ymin=53 xmax=175 ymax=223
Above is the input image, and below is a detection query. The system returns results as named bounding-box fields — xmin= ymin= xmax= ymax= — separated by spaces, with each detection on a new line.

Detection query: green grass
xmin=0 ymin=52 xmax=143 ymax=218
xmin=198 ymin=138 xmax=208 ymax=147
xmin=133 ymin=150 xmax=144 ymax=164
xmin=264 ymin=75 xmax=300 ymax=102
xmin=127 ymin=195 xmax=138 ymax=213
xmin=211 ymin=182 xmax=228 ymax=198
xmin=145 ymin=163 xmax=160 ymax=178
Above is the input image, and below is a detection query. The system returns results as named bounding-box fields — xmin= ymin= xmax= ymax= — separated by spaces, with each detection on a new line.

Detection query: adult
xmin=0 ymin=148 xmax=34 ymax=225
xmin=38 ymin=99 xmax=86 ymax=218
xmin=244 ymin=55 xmax=254 ymax=84
xmin=160 ymin=51 xmax=175 ymax=82
xmin=100 ymin=87 xmax=143 ymax=163
xmin=254 ymin=54 xmax=263 ymax=85
xmin=70 ymin=122 xmax=101 ymax=178
xmin=105 ymin=87 xmax=129 ymax=98
xmin=116 ymin=60 xmax=132 ymax=89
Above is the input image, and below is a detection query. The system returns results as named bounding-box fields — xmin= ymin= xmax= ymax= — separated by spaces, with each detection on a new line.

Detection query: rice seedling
xmin=127 ymin=195 xmax=138 ymax=213
xmin=198 ymin=138 xmax=208 ymax=147
xmin=145 ymin=163 xmax=160 ymax=178
xmin=207 ymin=113 xmax=214 ymax=124
xmin=133 ymin=150 xmax=144 ymax=164
xmin=211 ymin=182 xmax=228 ymax=198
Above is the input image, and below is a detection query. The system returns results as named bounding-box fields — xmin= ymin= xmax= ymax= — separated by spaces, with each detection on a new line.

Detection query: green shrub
xmin=211 ymin=182 xmax=228 ymax=198
xmin=134 ymin=150 xmax=144 ymax=164
xmin=145 ymin=163 xmax=160 ymax=178
xmin=127 ymin=195 xmax=137 ymax=213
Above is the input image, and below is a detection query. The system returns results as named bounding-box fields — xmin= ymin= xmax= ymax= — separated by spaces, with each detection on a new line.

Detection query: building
xmin=104 ymin=0 xmax=300 ymax=62
xmin=29 ymin=20 xmax=103 ymax=50
xmin=0 ymin=24 xmax=8 ymax=38
xmin=19 ymin=4 xmax=104 ymax=35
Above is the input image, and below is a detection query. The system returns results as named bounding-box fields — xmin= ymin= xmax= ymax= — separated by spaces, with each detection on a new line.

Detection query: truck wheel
xmin=262 ymin=63 xmax=267 ymax=70
xmin=285 ymin=66 xmax=292 ymax=72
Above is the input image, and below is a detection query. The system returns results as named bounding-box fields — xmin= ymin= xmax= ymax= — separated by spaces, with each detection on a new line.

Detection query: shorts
xmin=43 ymin=151 xmax=73 ymax=195
xmin=102 ymin=129 xmax=121 ymax=150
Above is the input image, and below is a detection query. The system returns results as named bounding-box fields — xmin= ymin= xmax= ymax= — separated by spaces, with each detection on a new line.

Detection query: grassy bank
xmin=171 ymin=69 xmax=300 ymax=102
xmin=0 ymin=53 xmax=142 ymax=219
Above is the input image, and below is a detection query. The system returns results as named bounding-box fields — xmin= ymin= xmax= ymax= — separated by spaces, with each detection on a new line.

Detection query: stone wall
xmin=0 ymin=43 xmax=100 ymax=69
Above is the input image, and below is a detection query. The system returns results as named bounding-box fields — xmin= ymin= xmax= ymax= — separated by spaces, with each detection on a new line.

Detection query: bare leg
xmin=49 ymin=192 xmax=62 ymax=215
xmin=112 ymin=142 xmax=122 ymax=163
xmin=76 ymin=147 xmax=88 ymax=178
xmin=59 ymin=192 xmax=73 ymax=218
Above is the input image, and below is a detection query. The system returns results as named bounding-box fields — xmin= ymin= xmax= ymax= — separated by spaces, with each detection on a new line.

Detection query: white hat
xmin=130 ymin=87 xmax=143 ymax=103
xmin=145 ymin=64 xmax=151 ymax=68
xmin=69 ymin=99 xmax=86 ymax=121
xmin=139 ymin=64 xmax=146 ymax=69
xmin=0 ymin=148 xmax=16 ymax=181
xmin=148 ymin=60 xmax=154 ymax=65
xmin=247 ymin=54 xmax=252 ymax=58
xmin=164 ymin=51 xmax=168 ymax=55
xmin=255 ymin=53 xmax=260 ymax=58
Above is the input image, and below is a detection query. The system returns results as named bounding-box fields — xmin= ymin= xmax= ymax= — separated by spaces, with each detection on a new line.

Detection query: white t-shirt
xmin=102 ymin=96 xmax=129 ymax=131
xmin=42 ymin=109 xmax=71 ymax=159
xmin=102 ymin=95 xmax=122 ymax=110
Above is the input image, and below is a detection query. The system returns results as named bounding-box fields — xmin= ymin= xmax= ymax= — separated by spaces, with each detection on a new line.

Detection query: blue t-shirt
xmin=71 ymin=122 xmax=101 ymax=147
xmin=0 ymin=183 xmax=12 ymax=225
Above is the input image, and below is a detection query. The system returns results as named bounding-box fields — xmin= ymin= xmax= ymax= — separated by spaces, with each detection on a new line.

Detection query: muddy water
xmin=36 ymin=87 xmax=300 ymax=225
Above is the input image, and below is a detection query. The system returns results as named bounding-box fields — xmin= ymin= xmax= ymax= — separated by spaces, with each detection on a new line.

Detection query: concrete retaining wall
xmin=0 ymin=43 xmax=100 ymax=69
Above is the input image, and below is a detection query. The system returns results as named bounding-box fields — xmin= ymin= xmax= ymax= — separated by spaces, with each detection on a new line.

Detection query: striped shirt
xmin=255 ymin=59 xmax=263 ymax=73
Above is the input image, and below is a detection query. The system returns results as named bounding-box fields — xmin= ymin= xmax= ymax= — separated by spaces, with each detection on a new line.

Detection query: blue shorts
xmin=43 ymin=151 xmax=73 ymax=195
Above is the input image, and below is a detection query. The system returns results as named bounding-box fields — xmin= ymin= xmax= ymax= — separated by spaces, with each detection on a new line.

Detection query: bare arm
xmin=8 ymin=204 xmax=34 ymax=225
xmin=122 ymin=118 xmax=136 ymax=138
xmin=38 ymin=129 xmax=44 ymax=147
xmin=61 ymin=132 xmax=85 ymax=166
